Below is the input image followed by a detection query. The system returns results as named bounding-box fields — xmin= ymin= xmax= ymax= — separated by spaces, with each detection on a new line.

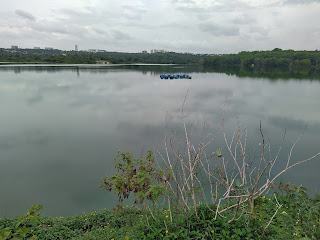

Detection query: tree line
xmin=1 ymin=48 xmax=320 ymax=74
xmin=0 ymin=48 xmax=205 ymax=64
xmin=203 ymin=48 xmax=320 ymax=72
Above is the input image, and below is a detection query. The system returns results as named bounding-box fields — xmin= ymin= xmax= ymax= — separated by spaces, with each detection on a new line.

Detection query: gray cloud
xmin=122 ymin=5 xmax=147 ymax=20
xmin=249 ymin=26 xmax=269 ymax=37
xmin=31 ymin=22 xmax=69 ymax=34
xmin=0 ymin=0 xmax=319 ymax=53
xmin=172 ymin=0 xmax=259 ymax=14
xmin=283 ymin=0 xmax=320 ymax=4
xmin=91 ymin=27 xmax=108 ymax=35
xmin=15 ymin=9 xmax=36 ymax=21
xmin=111 ymin=30 xmax=132 ymax=41
xmin=200 ymin=23 xmax=240 ymax=36
xmin=232 ymin=14 xmax=256 ymax=25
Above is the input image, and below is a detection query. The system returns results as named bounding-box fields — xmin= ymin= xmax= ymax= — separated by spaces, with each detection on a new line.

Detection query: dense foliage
xmin=0 ymin=48 xmax=205 ymax=64
xmin=203 ymin=48 xmax=320 ymax=73
xmin=1 ymin=188 xmax=320 ymax=239
xmin=100 ymin=151 xmax=168 ymax=206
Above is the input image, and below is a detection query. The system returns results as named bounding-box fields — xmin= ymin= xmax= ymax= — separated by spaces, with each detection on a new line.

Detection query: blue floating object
xmin=159 ymin=74 xmax=191 ymax=79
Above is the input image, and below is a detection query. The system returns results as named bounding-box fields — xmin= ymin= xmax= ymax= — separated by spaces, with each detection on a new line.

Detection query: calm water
xmin=0 ymin=64 xmax=320 ymax=217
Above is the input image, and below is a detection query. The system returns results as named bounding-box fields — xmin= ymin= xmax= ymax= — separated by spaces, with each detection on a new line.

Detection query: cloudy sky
xmin=1 ymin=0 xmax=320 ymax=53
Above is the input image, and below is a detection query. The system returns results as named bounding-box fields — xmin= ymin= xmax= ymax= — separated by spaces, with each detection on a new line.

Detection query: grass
xmin=1 ymin=189 xmax=320 ymax=240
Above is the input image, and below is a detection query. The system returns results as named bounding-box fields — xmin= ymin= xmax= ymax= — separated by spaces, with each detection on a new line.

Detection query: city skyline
xmin=1 ymin=0 xmax=320 ymax=54
xmin=5 ymin=45 xmax=177 ymax=54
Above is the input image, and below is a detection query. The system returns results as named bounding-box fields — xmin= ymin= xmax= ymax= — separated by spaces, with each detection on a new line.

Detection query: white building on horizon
xmin=151 ymin=49 xmax=168 ymax=53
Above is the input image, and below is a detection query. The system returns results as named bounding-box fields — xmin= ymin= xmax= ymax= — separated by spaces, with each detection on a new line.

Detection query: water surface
xmin=0 ymin=64 xmax=320 ymax=217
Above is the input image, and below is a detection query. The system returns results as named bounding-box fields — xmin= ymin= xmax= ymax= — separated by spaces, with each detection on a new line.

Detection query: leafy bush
xmin=1 ymin=193 xmax=320 ymax=239
xmin=99 ymin=150 xmax=168 ymax=207
xmin=0 ymin=205 xmax=43 ymax=240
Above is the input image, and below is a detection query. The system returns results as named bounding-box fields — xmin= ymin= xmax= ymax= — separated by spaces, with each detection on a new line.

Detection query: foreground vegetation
xmin=1 ymin=186 xmax=320 ymax=239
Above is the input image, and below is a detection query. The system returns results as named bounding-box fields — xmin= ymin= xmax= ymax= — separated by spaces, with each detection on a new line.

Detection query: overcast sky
xmin=1 ymin=0 xmax=319 ymax=53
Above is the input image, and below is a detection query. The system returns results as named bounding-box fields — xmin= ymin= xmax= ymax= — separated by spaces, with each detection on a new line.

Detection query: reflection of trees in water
xmin=0 ymin=64 xmax=203 ymax=75
xmin=203 ymin=66 xmax=320 ymax=81
xmin=1 ymin=64 xmax=320 ymax=80
xmin=14 ymin=66 xmax=22 ymax=74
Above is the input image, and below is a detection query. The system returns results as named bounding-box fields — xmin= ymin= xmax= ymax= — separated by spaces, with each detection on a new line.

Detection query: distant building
xmin=96 ymin=60 xmax=110 ymax=64
xmin=75 ymin=45 xmax=78 ymax=51
xmin=45 ymin=47 xmax=53 ymax=50
xmin=34 ymin=47 xmax=41 ymax=49
xmin=142 ymin=50 xmax=147 ymax=54
xmin=11 ymin=45 xmax=18 ymax=49
xmin=151 ymin=49 xmax=168 ymax=53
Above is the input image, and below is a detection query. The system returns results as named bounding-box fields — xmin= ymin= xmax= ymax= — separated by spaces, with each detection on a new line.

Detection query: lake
xmin=0 ymin=64 xmax=320 ymax=218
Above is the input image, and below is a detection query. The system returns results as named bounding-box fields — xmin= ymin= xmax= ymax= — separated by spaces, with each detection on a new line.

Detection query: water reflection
xmin=0 ymin=64 xmax=198 ymax=75
xmin=1 ymin=64 xmax=320 ymax=80
xmin=203 ymin=66 xmax=320 ymax=81
xmin=0 ymin=65 xmax=319 ymax=218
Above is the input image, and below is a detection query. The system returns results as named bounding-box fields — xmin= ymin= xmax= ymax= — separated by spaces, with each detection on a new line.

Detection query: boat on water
xmin=160 ymin=74 xmax=192 ymax=79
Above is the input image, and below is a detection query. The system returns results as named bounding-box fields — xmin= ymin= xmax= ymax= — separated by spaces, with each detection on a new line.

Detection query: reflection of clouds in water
xmin=1 ymin=70 xmax=233 ymax=124
xmin=268 ymin=116 xmax=308 ymax=131
xmin=6 ymin=69 xmax=318 ymax=143
xmin=116 ymin=121 xmax=163 ymax=148
xmin=1 ymin=68 xmax=320 ymax=148
xmin=0 ymin=130 xmax=52 ymax=151
xmin=23 ymin=129 xmax=52 ymax=147
xmin=27 ymin=94 xmax=43 ymax=104
xmin=1 ymin=66 xmax=320 ymax=217
xmin=0 ymin=137 xmax=16 ymax=150
xmin=41 ymin=84 xmax=72 ymax=93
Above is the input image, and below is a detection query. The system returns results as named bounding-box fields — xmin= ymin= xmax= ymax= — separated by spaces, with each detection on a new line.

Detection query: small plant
xmin=270 ymin=181 xmax=320 ymax=239
xmin=0 ymin=205 xmax=43 ymax=240
xmin=100 ymin=150 xmax=168 ymax=207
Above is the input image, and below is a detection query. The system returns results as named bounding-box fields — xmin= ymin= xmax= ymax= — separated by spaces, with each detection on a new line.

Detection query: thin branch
xmin=264 ymin=194 xmax=282 ymax=230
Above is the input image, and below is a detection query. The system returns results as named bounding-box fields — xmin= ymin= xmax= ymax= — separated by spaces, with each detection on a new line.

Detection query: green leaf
xmin=216 ymin=149 xmax=222 ymax=157
xmin=235 ymin=179 xmax=242 ymax=187
xmin=0 ymin=228 xmax=12 ymax=240
xmin=16 ymin=226 xmax=29 ymax=237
